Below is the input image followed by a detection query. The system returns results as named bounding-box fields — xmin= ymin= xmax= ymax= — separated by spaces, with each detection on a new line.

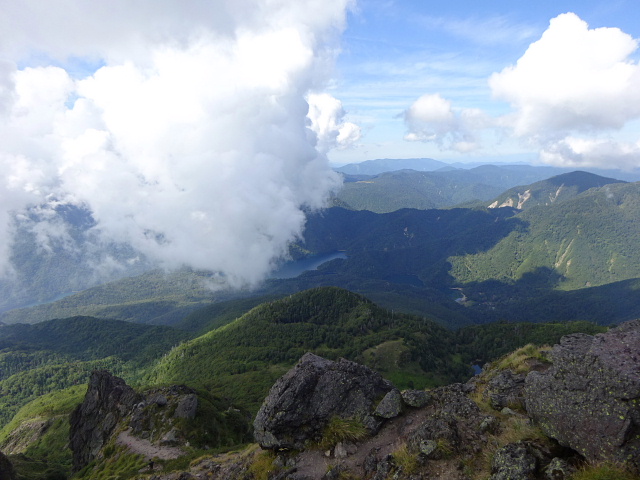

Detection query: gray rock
xmin=253 ymin=353 xmax=395 ymax=450
xmin=69 ymin=370 xmax=142 ymax=472
xmin=479 ymin=415 xmax=499 ymax=434
xmin=160 ymin=428 xmax=180 ymax=446
xmin=408 ymin=415 xmax=458 ymax=459
xmin=334 ymin=442 xmax=348 ymax=458
xmin=490 ymin=442 xmax=537 ymax=480
xmin=418 ymin=439 xmax=438 ymax=457
xmin=525 ymin=320 xmax=640 ymax=473
xmin=544 ymin=457 xmax=576 ymax=480
xmin=484 ymin=369 xmax=526 ymax=410
xmin=150 ymin=394 xmax=168 ymax=407
xmin=374 ymin=389 xmax=402 ymax=418
xmin=401 ymin=389 xmax=431 ymax=408
xmin=175 ymin=394 xmax=198 ymax=419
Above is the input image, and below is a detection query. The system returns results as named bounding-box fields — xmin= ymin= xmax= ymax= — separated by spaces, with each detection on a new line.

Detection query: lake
xmin=269 ymin=251 xmax=347 ymax=279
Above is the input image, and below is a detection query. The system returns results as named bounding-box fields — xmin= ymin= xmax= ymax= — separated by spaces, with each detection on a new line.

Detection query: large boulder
xmin=525 ymin=320 xmax=640 ymax=472
xmin=69 ymin=370 xmax=141 ymax=471
xmin=253 ymin=353 xmax=396 ymax=450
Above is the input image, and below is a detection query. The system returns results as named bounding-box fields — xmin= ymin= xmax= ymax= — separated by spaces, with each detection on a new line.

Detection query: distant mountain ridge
xmin=334 ymin=167 xmax=631 ymax=214
xmin=485 ymin=171 xmax=625 ymax=210
xmin=335 ymin=157 xmax=448 ymax=175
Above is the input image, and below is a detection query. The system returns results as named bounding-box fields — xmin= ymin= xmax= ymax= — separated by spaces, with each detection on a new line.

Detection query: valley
xmin=0 ymin=162 xmax=639 ymax=479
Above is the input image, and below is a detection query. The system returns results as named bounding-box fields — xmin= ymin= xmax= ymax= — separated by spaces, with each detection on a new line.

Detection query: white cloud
xmin=402 ymin=93 xmax=491 ymax=152
xmin=307 ymin=92 xmax=361 ymax=152
xmin=0 ymin=0 xmax=353 ymax=287
xmin=490 ymin=12 xmax=640 ymax=169
xmin=540 ymin=137 xmax=640 ymax=171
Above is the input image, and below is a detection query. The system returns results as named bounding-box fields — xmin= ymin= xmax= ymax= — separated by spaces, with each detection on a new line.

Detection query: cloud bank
xmin=307 ymin=92 xmax=361 ymax=153
xmin=0 ymin=0 xmax=353 ymax=286
xmin=403 ymin=93 xmax=490 ymax=153
xmin=404 ymin=12 xmax=640 ymax=170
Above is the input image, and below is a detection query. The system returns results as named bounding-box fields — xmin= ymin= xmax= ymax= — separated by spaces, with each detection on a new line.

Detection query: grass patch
xmin=74 ymin=444 xmax=147 ymax=480
xmin=317 ymin=417 xmax=368 ymax=450
xmin=0 ymin=385 xmax=85 ymax=445
xmin=570 ymin=463 xmax=640 ymax=480
xmin=392 ymin=444 xmax=419 ymax=475
xmin=493 ymin=344 xmax=550 ymax=374
xmin=248 ymin=450 xmax=277 ymax=480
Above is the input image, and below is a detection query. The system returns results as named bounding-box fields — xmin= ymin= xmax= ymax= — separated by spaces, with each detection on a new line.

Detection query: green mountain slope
xmin=484 ymin=171 xmax=624 ymax=210
xmin=0 ymin=269 xmax=221 ymax=325
xmin=147 ymin=286 xmax=473 ymax=412
xmin=450 ymin=181 xmax=640 ymax=289
xmin=0 ymin=316 xmax=189 ymax=426
xmin=336 ymin=170 xmax=502 ymax=212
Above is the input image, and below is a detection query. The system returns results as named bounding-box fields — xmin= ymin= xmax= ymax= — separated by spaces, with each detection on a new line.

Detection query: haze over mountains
xmin=2 ymin=158 xmax=640 ymax=330
xmin=1 ymin=157 xmax=640 ymax=479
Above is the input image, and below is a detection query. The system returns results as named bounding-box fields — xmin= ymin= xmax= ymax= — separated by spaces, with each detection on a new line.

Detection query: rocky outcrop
xmin=70 ymin=370 xmax=251 ymax=473
xmin=525 ymin=320 xmax=640 ymax=472
xmin=254 ymin=353 xmax=397 ymax=450
xmin=69 ymin=370 xmax=141 ymax=471
xmin=484 ymin=369 xmax=526 ymax=410
xmin=0 ymin=450 xmax=16 ymax=480
xmin=490 ymin=442 xmax=537 ymax=480
xmin=70 ymin=321 xmax=640 ymax=479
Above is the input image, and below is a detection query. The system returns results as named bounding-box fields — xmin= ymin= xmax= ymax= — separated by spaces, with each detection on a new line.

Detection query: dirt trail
xmin=116 ymin=428 xmax=184 ymax=461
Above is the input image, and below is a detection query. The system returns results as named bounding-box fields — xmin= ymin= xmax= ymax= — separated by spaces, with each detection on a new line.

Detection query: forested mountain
xmin=335 ymin=170 xmax=503 ymax=212
xmin=334 ymin=168 xmax=628 ymax=213
xmin=450 ymin=180 xmax=640 ymax=289
xmin=0 ymin=316 xmax=189 ymax=426
xmin=484 ymin=171 xmax=624 ymax=210
xmin=5 ymin=177 xmax=640 ymax=330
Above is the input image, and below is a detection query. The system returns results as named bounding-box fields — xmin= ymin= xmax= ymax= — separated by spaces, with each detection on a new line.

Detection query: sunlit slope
xmin=484 ymin=171 xmax=624 ymax=210
xmin=450 ymin=181 xmax=640 ymax=289
xmin=336 ymin=170 xmax=502 ymax=212
xmin=146 ymin=286 xmax=471 ymax=412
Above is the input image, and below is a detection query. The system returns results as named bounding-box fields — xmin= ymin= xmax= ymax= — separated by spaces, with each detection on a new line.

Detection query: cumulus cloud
xmin=307 ymin=92 xmax=361 ymax=153
xmin=402 ymin=93 xmax=491 ymax=152
xmin=0 ymin=0 xmax=353 ymax=287
xmin=490 ymin=12 xmax=640 ymax=169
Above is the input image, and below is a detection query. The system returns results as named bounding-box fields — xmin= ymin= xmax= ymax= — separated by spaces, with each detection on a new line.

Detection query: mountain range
xmin=0 ymin=160 xmax=639 ymax=479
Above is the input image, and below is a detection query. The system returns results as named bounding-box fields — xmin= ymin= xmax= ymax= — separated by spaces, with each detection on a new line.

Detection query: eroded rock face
xmin=253 ymin=353 xmax=396 ymax=450
xmin=69 ymin=370 xmax=141 ymax=472
xmin=525 ymin=320 xmax=640 ymax=472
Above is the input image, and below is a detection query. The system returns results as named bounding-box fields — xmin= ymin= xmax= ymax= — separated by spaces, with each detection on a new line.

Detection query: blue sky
xmin=327 ymin=0 xmax=640 ymax=165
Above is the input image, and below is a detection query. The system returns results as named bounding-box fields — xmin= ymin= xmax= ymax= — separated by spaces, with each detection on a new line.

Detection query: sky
xmin=0 ymin=0 xmax=639 ymax=287
xmin=328 ymin=0 xmax=640 ymax=166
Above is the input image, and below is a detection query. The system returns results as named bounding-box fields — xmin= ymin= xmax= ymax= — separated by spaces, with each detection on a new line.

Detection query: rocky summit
xmin=526 ymin=319 xmax=640 ymax=471
xmin=59 ymin=320 xmax=640 ymax=479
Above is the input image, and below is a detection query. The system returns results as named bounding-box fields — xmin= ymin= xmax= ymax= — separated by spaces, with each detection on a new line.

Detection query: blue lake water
xmin=270 ymin=252 xmax=347 ymax=279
